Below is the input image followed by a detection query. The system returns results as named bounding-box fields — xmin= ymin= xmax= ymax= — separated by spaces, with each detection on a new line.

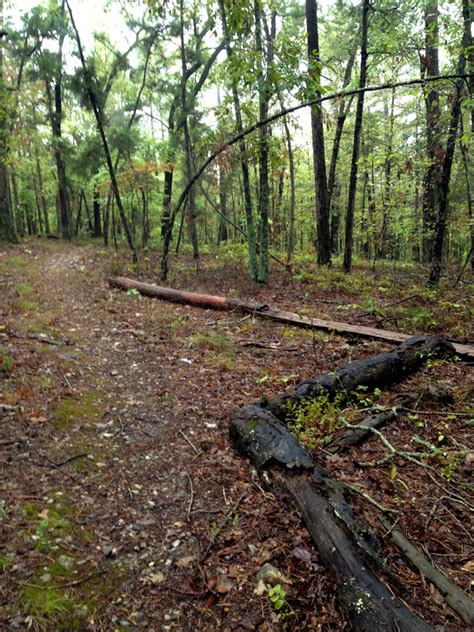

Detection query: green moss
xmin=53 ymin=389 xmax=104 ymax=428
xmin=0 ymin=346 xmax=13 ymax=373
xmin=17 ymin=282 xmax=34 ymax=297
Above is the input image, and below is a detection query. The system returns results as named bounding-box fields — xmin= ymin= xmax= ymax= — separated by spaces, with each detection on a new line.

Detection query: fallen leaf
xmin=215 ymin=575 xmax=234 ymax=593
xmin=176 ymin=555 xmax=197 ymax=568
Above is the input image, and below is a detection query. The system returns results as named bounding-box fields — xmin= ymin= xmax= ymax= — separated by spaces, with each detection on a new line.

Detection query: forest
xmin=0 ymin=0 xmax=472 ymax=284
xmin=0 ymin=0 xmax=473 ymax=630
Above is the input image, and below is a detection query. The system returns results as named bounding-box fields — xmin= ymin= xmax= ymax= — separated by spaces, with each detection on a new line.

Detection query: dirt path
xmin=1 ymin=241 xmax=472 ymax=631
xmin=1 ymin=241 xmax=349 ymax=630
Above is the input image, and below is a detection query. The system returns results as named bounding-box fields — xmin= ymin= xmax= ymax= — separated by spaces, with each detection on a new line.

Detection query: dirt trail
xmin=1 ymin=241 xmax=472 ymax=632
xmin=1 ymin=242 xmax=344 ymax=630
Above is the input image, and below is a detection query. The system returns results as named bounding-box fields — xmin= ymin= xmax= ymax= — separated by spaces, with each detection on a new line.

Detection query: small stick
xmin=179 ymin=429 xmax=200 ymax=455
xmin=200 ymin=492 xmax=246 ymax=563
xmin=186 ymin=473 xmax=194 ymax=519
xmin=342 ymin=482 xmax=399 ymax=514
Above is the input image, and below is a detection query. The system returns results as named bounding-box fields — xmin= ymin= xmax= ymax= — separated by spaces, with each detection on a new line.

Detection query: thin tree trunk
xmin=328 ymin=49 xmax=357 ymax=252
xmin=428 ymin=0 xmax=469 ymax=285
xmin=35 ymin=150 xmax=50 ymax=234
xmin=218 ymin=0 xmax=258 ymax=280
xmin=66 ymin=0 xmax=137 ymax=262
xmin=255 ymin=4 xmax=274 ymax=283
xmin=0 ymin=24 xmax=17 ymax=243
xmin=343 ymin=0 xmax=369 ymax=273
xmin=421 ymin=0 xmax=442 ymax=262
xmin=306 ymin=0 xmax=330 ymax=266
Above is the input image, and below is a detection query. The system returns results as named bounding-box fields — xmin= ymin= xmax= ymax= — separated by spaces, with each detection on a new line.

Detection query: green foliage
xmin=0 ymin=347 xmax=13 ymax=373
xmin=266 ymin=583 xmax=295 ymax=620
xmin=286 ymin=392 xmax=347 ymax=448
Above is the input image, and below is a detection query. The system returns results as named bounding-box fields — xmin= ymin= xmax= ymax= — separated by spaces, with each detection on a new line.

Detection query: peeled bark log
xmin=108 ymin=278 xmax=474 ymax=360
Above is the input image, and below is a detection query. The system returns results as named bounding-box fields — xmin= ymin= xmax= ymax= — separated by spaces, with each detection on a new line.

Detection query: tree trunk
xmin=35 ymin=150 xmax=50 ymax=234
xmin=0 ymin=25 xmax=17 ymax=243
xmin=343 ymin=0 xmax=369 ymax=273
xmin=421 ymin=0 xmax=442 ymax=263
xmin=328 ymin=50 xmax=356 ymax=253
xmin=255 ymin=4 xmax=274 ymax=283
xmin=306 ymin=0 xmax=331 ymax=266
xmin=66 ymin=0 xmax=137 ymax=263
xmin=218 ymin=0 xmax=258 ymax=280
xmin=428 ymin=0 xmax=469 ymax=286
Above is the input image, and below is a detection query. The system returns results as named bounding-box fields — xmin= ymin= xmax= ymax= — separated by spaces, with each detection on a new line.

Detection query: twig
xmin=397 ymin=406 xmax=473 ymax=418
xmin=54 ymin=453 xmax=88 ymax=467
xmin=186 ymin=473 xmax=194 ymax=519
xmin=342 ymin=482 xmax=398 ymax=514
xmin=179 ymin=429 xmax=200 ymax=455
xmin=200 ymin=492 xmax=246 ymax=563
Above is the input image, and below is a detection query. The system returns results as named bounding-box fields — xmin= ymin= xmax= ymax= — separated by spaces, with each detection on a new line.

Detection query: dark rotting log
xmin=108 ymin=277 xmax=474 ymax=359
xmin=264 ymin=336 xmax=455 ymax=418
xmin=229 ymin=336 xmax=459 ymax=630
xmin=324 ymin=409 xmax=396 ymax=453
xmin=230 ymin=410 xmax=432 ymax=631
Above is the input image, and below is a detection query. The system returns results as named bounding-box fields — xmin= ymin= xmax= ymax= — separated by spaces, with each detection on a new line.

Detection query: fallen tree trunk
xmin=265 ymin=335 xmax=455 ymax=419
xmin=230 ymin=336 xmax=459 ymax=630
xmin=230 ymin=411 xmax=432 ymax=630
xmin=379 ymin=516 xmax=474 ymax=626
xmin=108 ymin=277 xmax=474 ymax=360
xmin=324 ymin=409 xmax=396 ymax=453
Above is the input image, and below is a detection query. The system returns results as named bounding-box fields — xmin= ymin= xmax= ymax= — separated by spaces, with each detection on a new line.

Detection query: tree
xmin=428 ymin=0 xmax=471 ymax=285
xmin=306 ymin=0 xmax=330 ymax=266
xmin=343 ymin=0 xmax=369 ymax=274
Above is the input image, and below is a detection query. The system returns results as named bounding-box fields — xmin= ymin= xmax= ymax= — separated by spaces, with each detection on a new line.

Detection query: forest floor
xmin=0 ymin=238 xmax=472 ymax=631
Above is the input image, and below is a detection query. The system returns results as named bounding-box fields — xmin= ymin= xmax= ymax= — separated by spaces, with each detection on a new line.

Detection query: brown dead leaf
xmin=176 ymin=555 xmax=197 ymax=568
xmin=215 ymin=575 xmax=234 ymax=593
xmin=460 ymin=560 xmax=474 ymax=572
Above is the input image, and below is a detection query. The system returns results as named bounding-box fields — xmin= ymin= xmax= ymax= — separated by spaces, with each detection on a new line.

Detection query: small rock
xmin=58 ymin=555 xmax=74 ymax=571
xmin=215 ymin=575 xmax=234 ymax=594
xmin=257 ymin=563 xmax=292 ymax=586
xmin=40 ymin=573 xmax=52 ymax=583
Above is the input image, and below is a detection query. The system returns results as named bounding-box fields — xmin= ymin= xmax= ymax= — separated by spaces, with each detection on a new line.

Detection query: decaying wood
xmin=108 ymin=277 xmax=474 ymax=359
xmin=379 ymin=515 xmax=474 ymax=625
xmin=230 ymin=412 xmax=432 ymax=630
xmin=325 ymin=409 xmax=396 ymax=453
xmin=230 ymin=336 xmax=462 ymax=630
xmin=265 ymin=336 xmax=455 ymax=418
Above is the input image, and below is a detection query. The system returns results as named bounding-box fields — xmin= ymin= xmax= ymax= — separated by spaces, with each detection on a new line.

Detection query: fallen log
xmin=379 ymin=515 xmax=474 ymax=625
xmin=324 ymin=409 xmax=396 ymax=453
xmin=230 ymin=336 xmax=460 ymax=630
xmin=230 ymin=411 xmax=432 ymax=631
xmin=264 ymin=335 xmax=455 ymax=419
xmin=108 ymin=277 xmax=474 ymax=360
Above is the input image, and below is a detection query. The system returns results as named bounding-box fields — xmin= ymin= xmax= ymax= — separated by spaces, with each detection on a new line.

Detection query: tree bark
xmin=343 ymin=0 xmax=369 ymax=273
xmin=306 ymin=0 xmax=331 ymax=265
xmin=428 ymin=0 xmax=469 ymax=285
xmin=218 ymin=0 xmax=258 ymax=281
xmin=421 ymin=0 xmax=442 ymax=262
